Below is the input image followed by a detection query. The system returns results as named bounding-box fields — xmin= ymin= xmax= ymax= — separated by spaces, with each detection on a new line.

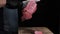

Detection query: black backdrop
xmin=19 ymin=0 xmax=58 ymax=34
xmin=0 ymin=8 xmax=4 ymax=32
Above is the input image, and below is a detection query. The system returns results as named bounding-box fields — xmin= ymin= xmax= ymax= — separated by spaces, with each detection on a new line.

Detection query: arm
xmin=0 ymin=0 xmax=6 ymax=8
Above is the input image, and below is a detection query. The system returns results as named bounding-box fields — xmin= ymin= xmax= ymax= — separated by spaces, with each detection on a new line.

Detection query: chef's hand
xmin=0 ymin=0 xmax=6 ymax=8
xmin=21 ymin=1 xmax=37 ymax=22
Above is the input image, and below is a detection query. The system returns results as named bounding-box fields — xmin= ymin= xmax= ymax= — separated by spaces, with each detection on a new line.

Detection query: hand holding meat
xmin=21 ymin=1 xmax=37 ymax=21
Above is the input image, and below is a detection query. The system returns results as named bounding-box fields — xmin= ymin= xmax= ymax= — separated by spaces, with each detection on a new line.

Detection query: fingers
xmin=21 ymin=1 xmax=37 ymax=22
xmin=23 ymin=1 xmax=37 ymax=15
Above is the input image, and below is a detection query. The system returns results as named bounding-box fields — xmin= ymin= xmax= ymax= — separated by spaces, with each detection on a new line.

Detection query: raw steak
xmin=21 ymin=1 xmax=37 ymax=21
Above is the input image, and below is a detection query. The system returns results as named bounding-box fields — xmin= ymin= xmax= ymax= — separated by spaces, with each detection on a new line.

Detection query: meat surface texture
xmin=21 ymin=1 xmax=37 ymax=21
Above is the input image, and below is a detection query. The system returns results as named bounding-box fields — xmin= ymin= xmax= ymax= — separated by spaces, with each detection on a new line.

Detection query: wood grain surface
xmin=18 ymin=27 xmax=54 ymax=34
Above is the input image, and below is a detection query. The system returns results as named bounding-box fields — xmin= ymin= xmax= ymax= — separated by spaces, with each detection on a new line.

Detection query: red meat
xmin=35 ymin=31 xmax=43 ymax=34
xmin=21 ymin=1 xmax=37 ymax=21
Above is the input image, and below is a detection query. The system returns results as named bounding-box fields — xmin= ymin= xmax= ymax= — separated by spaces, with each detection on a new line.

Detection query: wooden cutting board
xmin=18 ymin=27 xmax=54 ymax=34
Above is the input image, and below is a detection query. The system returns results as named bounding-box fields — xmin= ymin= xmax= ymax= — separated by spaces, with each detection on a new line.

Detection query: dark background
xmin=20 ymin=0 xmax=58 ymax=34
xmin=0 ymin=0 xmax=58 ymax=34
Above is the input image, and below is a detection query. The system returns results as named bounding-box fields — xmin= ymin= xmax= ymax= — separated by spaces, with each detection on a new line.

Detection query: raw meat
xmin=21 ymin=1 xmax=37 ymax=21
